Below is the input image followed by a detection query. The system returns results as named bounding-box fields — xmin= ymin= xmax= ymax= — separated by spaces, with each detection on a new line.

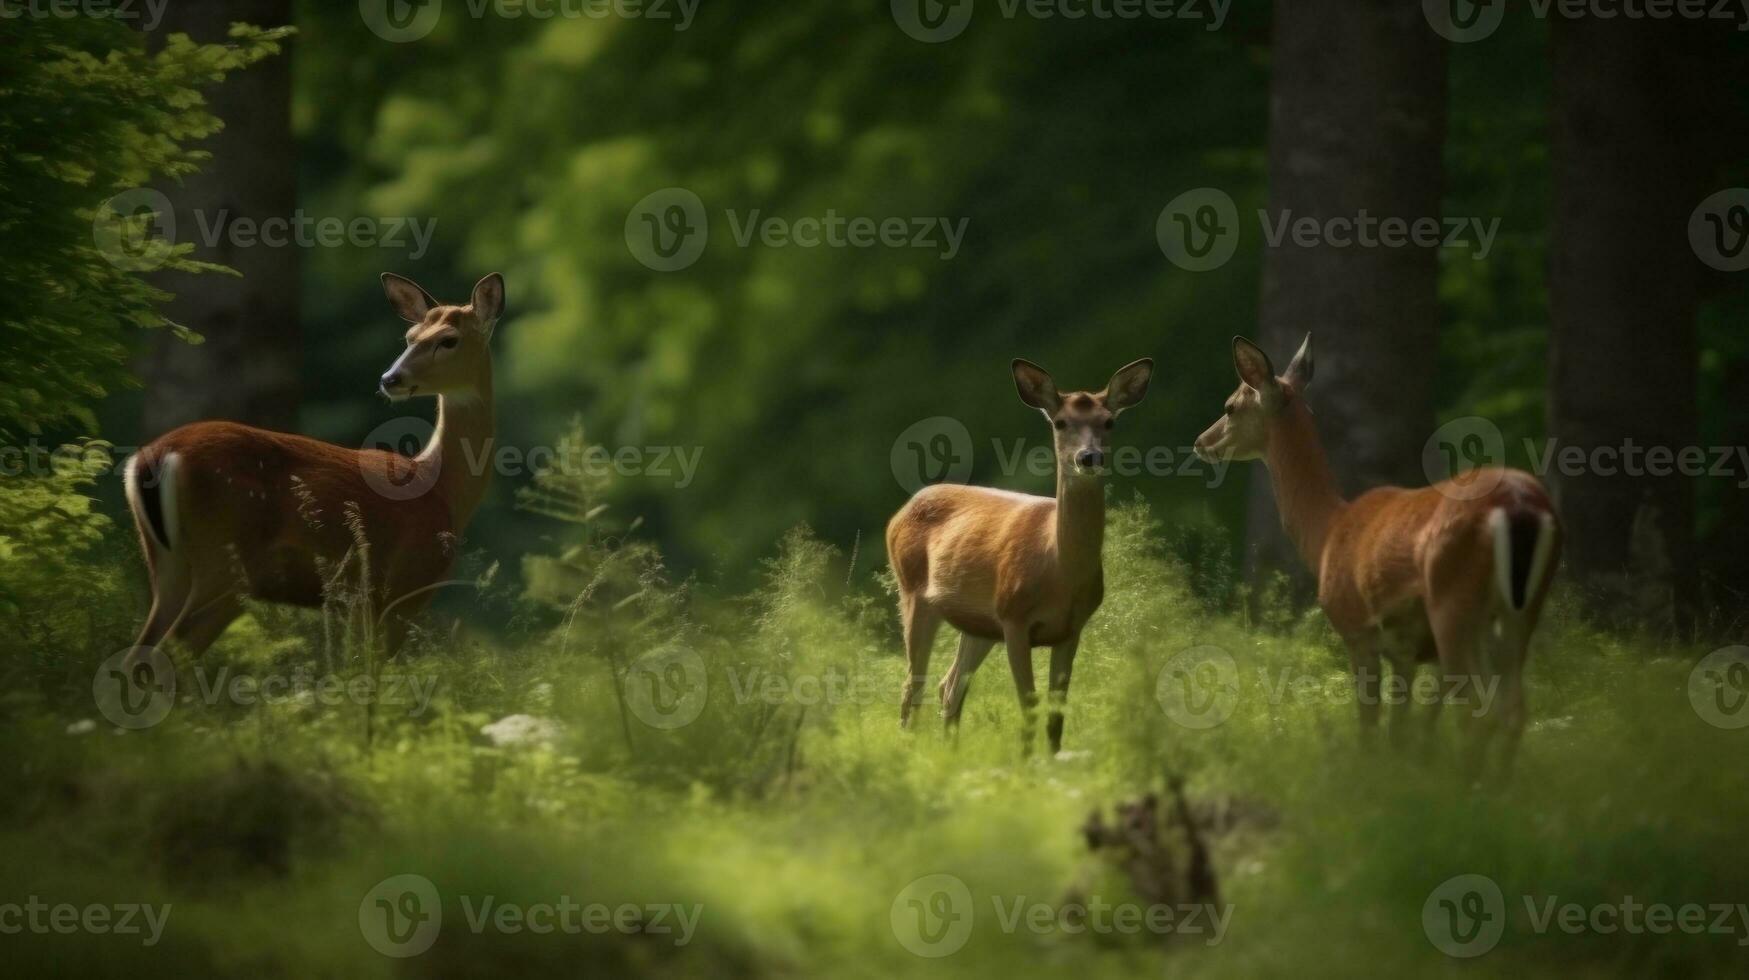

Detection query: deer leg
xmin=1045 ymin=634 xmax=1079 ymax=754
xmin=128 ymin=595 xmax=184 ymax=668
xmin=168 ymin=592 xmax=244 ymax=660
xmin=898 ymin=594 xmax=943 ymax=729
xmin=1381 ymin=645 xmax=1420 ymax=750
xmin=1428 ymin=598 xmax=1489 ymax=781
xmin=1480 ymin=618 xmax=1530 ymax=780
xmin=1420 ymin=683 xmax=1447 ymax=759
xmin=380 ymin=614 xmax=416 ymax=661
xmin=127 ymin=563 xmax=194 ymax=669
xmin=1409 ymin=632 xmax=1445 ymax=756
xmin=1347 ymin=635 xmax=1384 ymax=739
xmin=1493 ymin=667 xmax=1527 ymax=779
xmin=940 ymin=633 xmax=996 ymax=728
xmin=1002 ymin=623 xmax=1039 ymax=755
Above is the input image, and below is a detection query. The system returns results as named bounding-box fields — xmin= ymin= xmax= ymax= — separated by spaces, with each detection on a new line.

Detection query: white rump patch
xmin=159 ymin=451 xmax=183 ymax=552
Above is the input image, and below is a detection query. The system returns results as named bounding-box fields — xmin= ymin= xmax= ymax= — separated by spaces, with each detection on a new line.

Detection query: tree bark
xmin=1714 ymin=353 xmax=1749 ymax=625
xmin=139 ymin=0 xmax=300 ymax=435
xmin=1246 ymin=0 xmax=1448 ymax=598
xmin=1547 ymin=13 xmax=1712 ymax=632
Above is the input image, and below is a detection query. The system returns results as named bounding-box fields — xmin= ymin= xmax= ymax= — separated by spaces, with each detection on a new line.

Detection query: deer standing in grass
xmin=887 ymin=358 xmax=1153 ymax=754
xmin=1193 ymin=335 xmax=1560 ymax=775
xmin=124 ymin=273 xmax=504 ymax=662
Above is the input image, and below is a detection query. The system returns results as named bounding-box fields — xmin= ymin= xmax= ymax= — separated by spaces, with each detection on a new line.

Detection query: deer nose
xmin=1076 ymin=449 xmax=1103 ymax=470
xmin=379 ymin=371 xmax=402 ymax=391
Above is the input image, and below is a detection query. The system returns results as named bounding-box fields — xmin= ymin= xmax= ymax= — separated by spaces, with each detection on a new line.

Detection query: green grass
xmin=2 ymin=502 xmax=1745 ymax=978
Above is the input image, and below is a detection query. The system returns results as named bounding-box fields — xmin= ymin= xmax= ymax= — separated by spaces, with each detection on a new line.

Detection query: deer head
xmin=1012 ymin=358 xmax=1154 ymax=478
xmin=1194 ymin=334 xmax=1313 ymax=463
xmin=377 ymin=272 xmax=505 ymax=402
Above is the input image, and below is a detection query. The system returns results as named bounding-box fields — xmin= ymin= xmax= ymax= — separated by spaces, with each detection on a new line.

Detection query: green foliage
xmin=0 ymin=439 xmax=134 ymax=674
xmin=6 ymin=9 xmax=1748 ymax=978
xmin=0 ymin=14 xmax=288 ymax=438
xmin=290 ymin=3 xmax=1272 ymax=577
xmin=2 ymin=498 xmax=1744 ymax=977
xmin=516 ymin=415 xmax=662 ymax=613
xmin=277 ymin=3 xmax=1748 ymax=588
xmin=0 ymin=13 xmax=288 ymax=700
xmin=0 ymin=439 xmax=112 ymax=566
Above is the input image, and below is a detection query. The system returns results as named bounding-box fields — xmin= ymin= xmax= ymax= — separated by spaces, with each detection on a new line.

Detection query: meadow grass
xmin=1 ymin=501 xmax=1745 ymax=977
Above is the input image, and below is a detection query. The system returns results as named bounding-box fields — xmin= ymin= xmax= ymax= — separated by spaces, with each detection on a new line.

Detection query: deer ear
xmin=381 ymin=273 xmax=437 ymax=324
xmin=1104 ymin=358 xmax=1153 ymax=413
xmin=1284 ymin=333 xmax=1313 ymax=390
xmin=1012 ymin=359 xmax=1061 ymax=412
xmin=1232 ymin=336 xmax=1278 ymax=393
xmin=470 ymin=273 xmax=505 ymax=338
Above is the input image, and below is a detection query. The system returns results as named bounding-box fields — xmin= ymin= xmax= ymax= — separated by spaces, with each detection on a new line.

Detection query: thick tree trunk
xmin=139 ymin=0 xmax=300 ymax=435
xmin=1547 ymin=14 xmax=1711 ymax=632
xmin=1246 ymin=0 xmax=1448 ymax=597
xmin=1715 ymin=354 xmax=1749 ymax=625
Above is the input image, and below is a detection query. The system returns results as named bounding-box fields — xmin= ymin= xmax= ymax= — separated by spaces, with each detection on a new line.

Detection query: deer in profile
xmin=1193 ymin=335 xmax=1560 ymax=776
xmin=123 ymin=273 xmax=504 ymax=662
xmin=887 ymin=358 xmax=1153 ymax=754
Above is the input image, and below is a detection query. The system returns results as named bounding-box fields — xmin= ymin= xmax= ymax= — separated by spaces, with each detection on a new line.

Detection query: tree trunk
xmin=1547 ymin=13 xmax=1712 ymax=633
xmin=1714 ymin=353 xmax=1749 ymax=628
xmin=1246 ymin=0 xmax=1448 ymax=599
xmin=139 ymin=0 xmax=300 ymax=435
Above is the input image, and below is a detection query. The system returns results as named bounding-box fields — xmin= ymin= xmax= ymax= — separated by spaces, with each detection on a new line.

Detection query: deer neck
xmin=418 ymin=370 xmax=495 ymax=532
xmin=1055 ymin=470 xmax=1105 ymax=585
xmin=1263 ymin=397 xmax=1345 ymax=576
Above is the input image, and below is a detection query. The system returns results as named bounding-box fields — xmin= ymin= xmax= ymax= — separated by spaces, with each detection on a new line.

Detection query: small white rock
xmin=480 ymin=714 xmax=564 ymax=749
xmin=66 ymin=719 xmax=97 ymax=736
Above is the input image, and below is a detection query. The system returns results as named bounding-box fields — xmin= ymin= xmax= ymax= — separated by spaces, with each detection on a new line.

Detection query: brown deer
xmin=1193 ymin=335 xmax=1560 ymax=775
xmin=123 ymin=273 xmax=504 ymax=662
xmin=887 ymin=358 xmax=1153 ymax=753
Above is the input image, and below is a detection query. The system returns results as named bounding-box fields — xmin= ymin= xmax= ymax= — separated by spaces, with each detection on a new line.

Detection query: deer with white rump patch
xmin=123 ymin=273 xmax=504 ymax=662
xmin=887 ymin=358 xmax=1153 ymax=753
xmin=1193 ymin=334 xmax=1560 ymax=775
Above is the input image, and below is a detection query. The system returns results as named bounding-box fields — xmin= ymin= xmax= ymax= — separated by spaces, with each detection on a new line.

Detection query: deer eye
xmin=1053 ymin=419 xmax=1067 ymax=431
xmin=438 ymin=336 xmax=460 ymax=350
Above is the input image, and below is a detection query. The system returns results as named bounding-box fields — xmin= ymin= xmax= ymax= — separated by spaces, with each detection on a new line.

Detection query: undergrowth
xmin=0 ymin=476 xmax=1744 ymax=978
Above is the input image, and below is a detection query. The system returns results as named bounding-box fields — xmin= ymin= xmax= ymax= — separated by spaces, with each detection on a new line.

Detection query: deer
xmin=887 ymin=357 xmax=1153 ymax=754
xmin=122 ymin=272 xmax=504 ymax=664
xmin=1192 ymin=334 xmax=1561 ymax=776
